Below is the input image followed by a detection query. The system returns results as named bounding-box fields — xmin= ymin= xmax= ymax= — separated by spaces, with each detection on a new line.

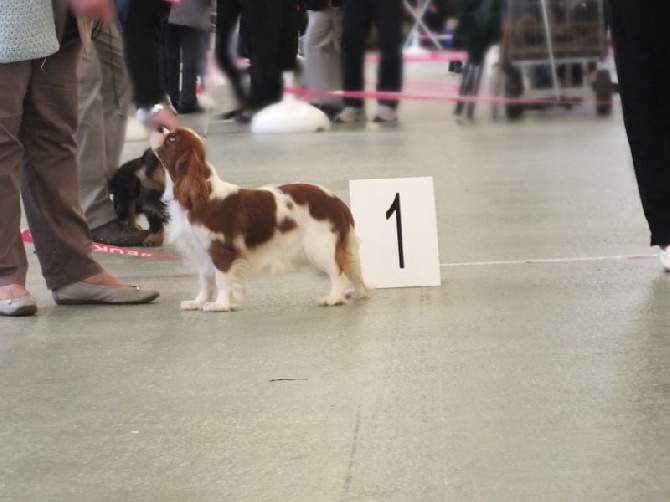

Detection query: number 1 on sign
xmin=386 ymin=193 xmax=405 ymax=269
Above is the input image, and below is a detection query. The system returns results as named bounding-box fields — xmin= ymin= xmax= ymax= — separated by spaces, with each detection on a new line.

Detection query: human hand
xmin=150 ymin=107 xmax=183 ymax=131
xmin=67 ymin=0 xmax=114 ymax=23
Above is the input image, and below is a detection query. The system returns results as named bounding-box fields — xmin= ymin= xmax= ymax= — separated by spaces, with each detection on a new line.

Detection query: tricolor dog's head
xmin=151 ymin=128 xmax=210 ymax=209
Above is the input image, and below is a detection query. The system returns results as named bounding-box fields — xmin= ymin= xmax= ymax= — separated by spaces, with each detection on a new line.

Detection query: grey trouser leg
xmin=76 ymin=22 xmax=131 ymax=229
xmin=0 ymin=36 xmax=103 ymax=290
xmin=304 ymin=8 xmax=343 ymax=106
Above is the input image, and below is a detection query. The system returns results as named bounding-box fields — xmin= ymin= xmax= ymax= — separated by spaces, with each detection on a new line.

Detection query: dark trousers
xmin=215 ymin=0 xmax=251 ymax=109
xmin=215 ymin=0 xmax=298 ymax=110
xmin=341 ymin=0 xmax=403 ymax=109
xmin=608 ymin=1 xmax=670 ymax=246
xmin=164 ymin=24 xmax=203 ymax=109
xmin=115 ymin=0 xmax=170 ymax=108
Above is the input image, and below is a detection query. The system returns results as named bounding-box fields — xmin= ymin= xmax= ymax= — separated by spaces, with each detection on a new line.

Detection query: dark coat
xmin=455 ymin=0 xmax=502 ymax=63
xmin=304 ymin=0 xmax=342 ymax=10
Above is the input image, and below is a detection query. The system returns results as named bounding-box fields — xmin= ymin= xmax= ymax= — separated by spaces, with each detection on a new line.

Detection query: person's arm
xmin=68 ymin=0 xmax=114 ymax=22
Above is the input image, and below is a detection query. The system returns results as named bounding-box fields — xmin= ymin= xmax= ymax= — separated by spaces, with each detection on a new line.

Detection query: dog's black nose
xmin=156 ymin=126 xmax=167 ymax=134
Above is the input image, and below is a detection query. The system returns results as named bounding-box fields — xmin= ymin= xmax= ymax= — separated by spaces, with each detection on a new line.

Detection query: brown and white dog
xmin=151 ymin=127 xmax=371 ymax=312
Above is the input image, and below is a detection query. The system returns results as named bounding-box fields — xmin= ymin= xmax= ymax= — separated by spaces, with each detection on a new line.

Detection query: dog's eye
xmin=167 ymin=133 xmax=177 ymax=143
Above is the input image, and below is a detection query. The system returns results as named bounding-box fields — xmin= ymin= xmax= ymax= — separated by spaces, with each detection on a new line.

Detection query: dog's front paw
xmin=317 ymin=295 xmax=347 ymax=307
xmin=143 ymin=232 xmax=164 ymax=247
xmin=181 ymin=300 xmax=205 ymax=311
xmin=202 ymin=301 xmax=232 ymax=313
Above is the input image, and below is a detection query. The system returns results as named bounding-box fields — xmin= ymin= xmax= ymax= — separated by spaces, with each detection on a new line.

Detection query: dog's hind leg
xmin=227 ymin=258 xmax=249 ymax=310
xmin=340 ymin=231 xmax=372 ymax=301
xmin=306 ymin=232 xmax=349 ymax=307
xmin=181 ymin=262 xmax=216 ymax=311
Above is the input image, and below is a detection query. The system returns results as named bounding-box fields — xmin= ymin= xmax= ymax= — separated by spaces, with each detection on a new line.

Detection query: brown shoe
xmin=91 ymin=220 xmax=148 ymax=247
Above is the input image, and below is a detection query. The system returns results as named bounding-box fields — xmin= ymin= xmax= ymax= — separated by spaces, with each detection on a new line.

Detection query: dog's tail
xmin=336 ymin=226 xmax=373 ymax=300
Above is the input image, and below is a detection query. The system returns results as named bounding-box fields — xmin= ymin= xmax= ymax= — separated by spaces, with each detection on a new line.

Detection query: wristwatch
xmin=135 ymin=103 xmax=171 ymax=125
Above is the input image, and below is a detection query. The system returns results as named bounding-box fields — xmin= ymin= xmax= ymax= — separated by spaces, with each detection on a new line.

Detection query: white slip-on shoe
xmin=333 ymin=106 xmax=366 ymax=124
xmin=0 ymin=294 xmax=37 ymax=317
xmin=52 ymin=282 xmax=159 ymax=305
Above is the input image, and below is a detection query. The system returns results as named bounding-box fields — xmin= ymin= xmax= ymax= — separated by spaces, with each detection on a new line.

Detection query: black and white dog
xmin=109 ymin=149 xmax=168 ymax=247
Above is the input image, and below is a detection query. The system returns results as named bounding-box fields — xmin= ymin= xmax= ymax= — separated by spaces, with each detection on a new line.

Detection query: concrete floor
xmin=2 ymin=63 xmax=669 ymax=501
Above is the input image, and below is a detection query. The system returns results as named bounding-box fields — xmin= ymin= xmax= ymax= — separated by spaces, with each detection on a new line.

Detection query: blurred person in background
xmin=303 ymin=0 xmax=344 ymax=121
xmin=215 ymin=0 xmax=299 ymax=123
xmin=164 ymin=0 xmax=211 ymax=114
xmin=115 ymin=0 xmax=182 ymax=130
xmin=607 ymin=1 xmax=670 ymax=271
xmin=335 ymin=0 xmax=404 ymax=123
xmin=76 ymin=15 xmax=147 ymax=246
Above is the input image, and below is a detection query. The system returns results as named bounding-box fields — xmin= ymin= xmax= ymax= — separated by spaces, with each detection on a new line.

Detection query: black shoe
xmin=216 ymin=109 xmax=240 ymax=121
xmin=313 ymin=103 xmax=342 ymax=121
xmin=448 ymin=61 xmax=464 ymax=74
xmin=91 ymin=220 xmax=149 ymax=247
xmin=175 ymin=103 xmax=206 ymax=115
xmin=216 ymin=108 xmax=254 ymax=123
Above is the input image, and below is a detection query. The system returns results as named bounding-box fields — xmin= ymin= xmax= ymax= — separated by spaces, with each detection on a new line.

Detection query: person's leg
xmin=19 ymin=38 xmax=103 ymax=290
xmin=337 ymin=0 xmax=372 ymax=119
xmin=178 ymin=26 xmax=202 ymax=111
xmin=198 ymin=29 xmax=209 ymax=90
xmin=164 ymin=23 xmax=182 ymax=108
xmin=0 ymin=60 xmax=32 ymax=298
xmin=121 ymin=0 xmax=170 ymax=108
xmin=372 ymin=0 xmax=403 ymax=118
xmin=77 ymin=23 xmax=140 ymax=241
xmin=278 ymin=0 xmax=298 ymax=75
xmin=608 ymin=1 xmax=670 ymax=249
xmin=242 ymin=0 xmax=284 ymax=110
xmin=214 ymin=0 xmax=250 ymax=111
xmin=304 ymin=9 xmax=343 ymax=111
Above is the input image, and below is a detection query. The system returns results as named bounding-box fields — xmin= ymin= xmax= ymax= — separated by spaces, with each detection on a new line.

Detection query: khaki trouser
xmin=76 ymin=22 xmax=131 ymax=229
xmin=304 ymin=8 xmax=343 ymax=107
xmin=0 ymin=9 xmax=102 ymax=290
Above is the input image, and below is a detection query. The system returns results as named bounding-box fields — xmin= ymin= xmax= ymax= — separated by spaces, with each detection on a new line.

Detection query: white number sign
xmin=349 ymin=177 xmax=441 ymax=289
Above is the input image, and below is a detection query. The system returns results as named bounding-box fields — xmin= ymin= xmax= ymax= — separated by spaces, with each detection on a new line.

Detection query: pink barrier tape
xmin=366 ymin=50 xmax=467 ymax=63
xmin=21 ymin=230 xmax=182 ymax=262
xmin=284 ymin=86 xmax=617 ymax=108
xmin=375 ymin=80 xmax=461 ymax=93
xmin=230 ymin=51 xmax=467 ymax=68
xmin=230 ymin=48 xmax=610 ymax=70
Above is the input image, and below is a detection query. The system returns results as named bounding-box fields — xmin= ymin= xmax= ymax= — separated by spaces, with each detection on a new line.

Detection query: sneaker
xmin=333 ymin=107 xmax=366 ymax=124
xmin=373 ymin=105 xmax=398 ymax=123
xmin=660 ymin=245 xmax=670 ymax=272
xmin=91 ymin=220 xmax=149 ymax=247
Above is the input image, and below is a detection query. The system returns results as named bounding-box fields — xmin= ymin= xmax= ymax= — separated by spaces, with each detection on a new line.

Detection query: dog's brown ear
xmin=173 ymin=149 xmax=210 ymax=210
